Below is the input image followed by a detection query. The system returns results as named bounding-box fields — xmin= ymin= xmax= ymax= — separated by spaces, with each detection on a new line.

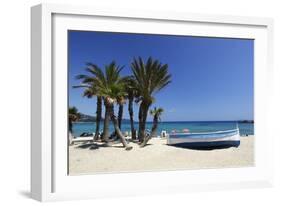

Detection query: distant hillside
xmin=78 ymin=113 xmax=98 ymax=122
xmin=78 ymin=113 xmax=132 ymax=123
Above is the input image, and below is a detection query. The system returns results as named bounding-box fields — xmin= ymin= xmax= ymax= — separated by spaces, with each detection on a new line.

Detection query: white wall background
xmin=0 ymin=0 xmax=280 ymax=205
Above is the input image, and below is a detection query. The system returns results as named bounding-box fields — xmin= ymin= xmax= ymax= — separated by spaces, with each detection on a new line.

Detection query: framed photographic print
xmin=31 ymin=3 xmax=274 ymax=201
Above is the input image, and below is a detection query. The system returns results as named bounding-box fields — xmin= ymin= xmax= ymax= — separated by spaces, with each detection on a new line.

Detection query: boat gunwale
xmin=169 ymin=128 xmax=239 ymax=136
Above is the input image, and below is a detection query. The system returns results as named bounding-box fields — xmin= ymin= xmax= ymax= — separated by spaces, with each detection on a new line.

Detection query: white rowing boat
xmin=167 ymin=128 xmax=240 ymax=149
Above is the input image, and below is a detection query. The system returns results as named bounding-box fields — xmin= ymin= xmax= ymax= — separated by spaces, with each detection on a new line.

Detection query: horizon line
xmin=75 ymin=120 xmax=254 ymax=123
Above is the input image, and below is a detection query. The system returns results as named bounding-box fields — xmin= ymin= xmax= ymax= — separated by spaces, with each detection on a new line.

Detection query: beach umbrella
xmin=182 ymin=128 xmax=190 ymax=133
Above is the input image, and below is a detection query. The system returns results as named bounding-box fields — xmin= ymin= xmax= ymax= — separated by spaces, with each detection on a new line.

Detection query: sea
xmin=72 ymin=121 xmax=254 ymax=137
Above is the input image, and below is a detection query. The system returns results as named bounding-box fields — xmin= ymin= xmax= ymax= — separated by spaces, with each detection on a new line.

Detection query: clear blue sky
xmin=68 ymin=30 xmax=254 ymax=121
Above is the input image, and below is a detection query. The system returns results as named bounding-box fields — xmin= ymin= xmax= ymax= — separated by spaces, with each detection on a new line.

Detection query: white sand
xmin=69 ymin=136 xmax=254 ymax=175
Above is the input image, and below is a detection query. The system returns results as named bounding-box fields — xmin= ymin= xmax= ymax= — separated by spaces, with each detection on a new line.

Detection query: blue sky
xmin=68 ymin=31 xmax=254 ymax=121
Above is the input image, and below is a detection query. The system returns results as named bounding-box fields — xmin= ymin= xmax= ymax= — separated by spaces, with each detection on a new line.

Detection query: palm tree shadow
xmin=76 ymin=142 xmax=108 ymax=150
xmin=111 ymin=143 xmax=153 ymax=149
xmin=112 ymin=145 xmax=127 ymax=148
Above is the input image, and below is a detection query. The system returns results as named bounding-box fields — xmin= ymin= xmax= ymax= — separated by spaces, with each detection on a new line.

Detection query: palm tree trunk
xmin=128 ymin=97 xmax=136 ymax=140
xmin=94 ymin=96 xmax=102 ymax=141
xmin=139 ymin=102 xmax=149 ymax=143
xmin=109 ymin=104 xmax=123 ymax=140
xmin=109 ymin=105 xmax=132 ymax=150
xmin=140 ymin=115 xmax=158 ymax=147
xmin=101 ymin=103 xmax=110 ymax=142
xmin=117 ymin=104 xmax=123 ymax=130
xmin=150 ymin=115 xmax=158 ymax=138
xmin=69 ymin=120 xmax=73 ymax=134
xmin=138 ymin=103 xmax=144 ymax=142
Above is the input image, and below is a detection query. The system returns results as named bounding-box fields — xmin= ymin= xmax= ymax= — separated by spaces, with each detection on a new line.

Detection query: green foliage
xmin=150 ymin=107 xmax=164 ymax=121
xmin=68 ymin=106 xmax=81 ymax=122
xmin=90 ymin=61 xmax=128 ymax=105
xmin=150 ymin=107 xmax=164 ymax=116
xmin=73 ymin=63 xmax=102 ymax=98
xmin=131 ymin=57 xmax=172 ymax=104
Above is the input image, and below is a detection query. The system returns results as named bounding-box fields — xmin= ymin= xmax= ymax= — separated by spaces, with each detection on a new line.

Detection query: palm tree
xmin=131 ymin=57 xmax=171 ymax=145
xmin=149 ymin=107 xmax=164 ymax=137
xmin=93 ymin=61 xmax=133 ymax=150
xmin=74 ymin=63 xmax=103 ymax=141
xmin=68 ymin=107 xmax=81 ymax=145
xmin=76 ymin=63 xmax=113 ymax=142
xmin=108 ymin=97 xmax=132 ymax=150
xmin=125 ymin=78 xmax=138 ymax=140
xmin=117 ymin=98 xmax=126 ymax=131
xmin=140 ymin=107 xmax=164 ymax=147
xmin=110 ymin=97 xmax=126 ymax=140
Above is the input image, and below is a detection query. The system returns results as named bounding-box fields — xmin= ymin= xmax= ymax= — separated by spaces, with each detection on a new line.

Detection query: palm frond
xmin=130 ymin=57 xmax=172 ymax=105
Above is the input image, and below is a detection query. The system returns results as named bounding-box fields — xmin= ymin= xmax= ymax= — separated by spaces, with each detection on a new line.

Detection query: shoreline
xmin=69 ymin=135 xmax=254 ymax=175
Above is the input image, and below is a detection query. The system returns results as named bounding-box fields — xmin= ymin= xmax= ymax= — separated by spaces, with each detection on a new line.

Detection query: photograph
xmin=68 ymin=30 xmax=254 ymax=175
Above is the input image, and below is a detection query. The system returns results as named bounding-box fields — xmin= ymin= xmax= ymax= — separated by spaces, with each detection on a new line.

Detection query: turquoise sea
xmin=72 ymin=121 xmax=254 ymax=137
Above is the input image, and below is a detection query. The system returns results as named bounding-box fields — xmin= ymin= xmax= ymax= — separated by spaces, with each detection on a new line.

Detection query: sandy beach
xmin=69 ymin=135 xmax=254 ymax=175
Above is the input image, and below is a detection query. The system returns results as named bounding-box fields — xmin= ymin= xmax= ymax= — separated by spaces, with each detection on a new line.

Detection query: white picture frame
xmin=31 ymin=3 xmax=274 ymax=202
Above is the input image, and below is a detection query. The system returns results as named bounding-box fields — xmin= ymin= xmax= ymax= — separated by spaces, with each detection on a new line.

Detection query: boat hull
xmin=167 ymin=129 xmax=240 ymax=149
